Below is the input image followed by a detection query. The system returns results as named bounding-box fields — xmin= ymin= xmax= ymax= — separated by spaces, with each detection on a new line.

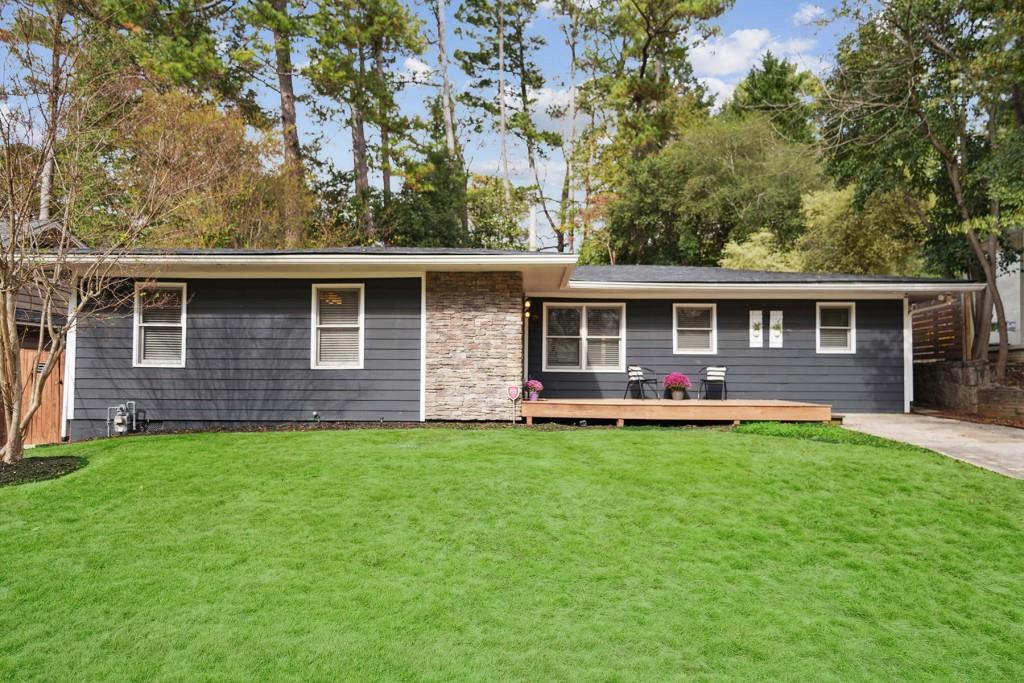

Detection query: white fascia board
xmin=561 ymin=280 xmax=987 ymax=296
xmin=59 ymin=253 xmax=579 ymax=268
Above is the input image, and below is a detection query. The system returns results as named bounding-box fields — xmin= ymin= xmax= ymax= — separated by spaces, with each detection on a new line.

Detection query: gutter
xmin=565 ymin=280 xmax=987 ymax=294
xmin=56 ymin=253 xmax=580 ymax=267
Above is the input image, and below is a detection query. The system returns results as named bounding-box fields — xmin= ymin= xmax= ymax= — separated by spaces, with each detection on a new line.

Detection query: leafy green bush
xmin=733 ymin=421 xmax=925 ymax=451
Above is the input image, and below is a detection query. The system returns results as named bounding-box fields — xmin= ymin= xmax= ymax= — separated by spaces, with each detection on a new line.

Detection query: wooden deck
xmin=521 ymin=398 xmax=831 ymax=426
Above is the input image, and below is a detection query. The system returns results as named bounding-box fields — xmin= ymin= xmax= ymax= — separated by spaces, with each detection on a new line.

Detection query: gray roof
xmin=1 ymin=219 xmax=85 ymax=248
xmin=66 ymin=246 xmax=546 ymax=256
xmin=571 ymin=265 xmax=969 ymax=285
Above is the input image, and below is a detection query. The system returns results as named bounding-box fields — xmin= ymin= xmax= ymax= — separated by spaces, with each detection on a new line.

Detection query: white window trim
xmin=133 ymin=282 xmax=187 ymax=368
xmin=673 ymin=303 xmax=717 ymax=355
xmin=541 ymin=302 xmax=626 ymax=373
xmin=816 ymin=301 xmax=857 ymax=354
xmin=311 ymin=283 xmax=365 ymax=370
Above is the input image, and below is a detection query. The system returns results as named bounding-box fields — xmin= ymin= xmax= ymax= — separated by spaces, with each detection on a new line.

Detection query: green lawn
xmin=2 ymin=427 xmax=1022 ymax=681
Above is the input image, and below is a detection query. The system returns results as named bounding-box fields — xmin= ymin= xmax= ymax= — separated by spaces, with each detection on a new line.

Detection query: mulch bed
xmin=0 ymin=456 xmax=84 ymax=487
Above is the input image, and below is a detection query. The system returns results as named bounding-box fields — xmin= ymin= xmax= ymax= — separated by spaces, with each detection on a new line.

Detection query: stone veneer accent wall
xmin=426 ymin=272 xmax=523 ymax=420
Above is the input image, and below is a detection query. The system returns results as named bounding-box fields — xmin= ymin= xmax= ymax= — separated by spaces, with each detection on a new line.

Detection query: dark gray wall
xmin=70 ymin=278 xmax=421 ymax=439
xmin=528 ymin=298 xmax=905 ymax=413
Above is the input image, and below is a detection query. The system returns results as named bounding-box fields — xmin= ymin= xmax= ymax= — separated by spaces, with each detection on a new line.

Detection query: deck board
xmin=520 ymin=398 xmax=831 ymax=425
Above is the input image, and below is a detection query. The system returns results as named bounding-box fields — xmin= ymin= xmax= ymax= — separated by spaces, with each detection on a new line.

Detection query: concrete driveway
xmin=843 ymin=413 xmax=1024 ymax=479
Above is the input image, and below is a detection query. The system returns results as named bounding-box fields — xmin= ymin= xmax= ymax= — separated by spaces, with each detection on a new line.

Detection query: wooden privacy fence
xmin=912 ymin=295 xmax=968 ymax=362
xmin=0 ymin=348 xmax=64 ymax=447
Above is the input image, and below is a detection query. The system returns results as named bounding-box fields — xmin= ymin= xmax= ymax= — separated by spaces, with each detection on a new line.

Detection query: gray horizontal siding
xmin=71 ymin=278 xmax=421 ymax=439
xmin=528 ymin=298 xmax=905 ymax=413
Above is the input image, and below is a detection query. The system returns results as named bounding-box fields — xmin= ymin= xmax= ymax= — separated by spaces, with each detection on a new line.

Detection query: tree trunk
xmin=582 ymin=107 xmax=595 ymax=242
xmin=964 ymin=228 xmax=1007 ymax=377
xmin=497 ymin=0 xmax=511 ymax=202
xmin=927 ymin=116 xmax=1009 ymax=380
xmin=1 ymin=292 xmax=24 ymax=464
xmin=1012 ymin=83 xmax=1024 ymax=129
xmin=351 ymin=48 xmax=372 ymax=239
xmin=971 ymin=282 xmax=992 ymax=359
xmin=272 ymin=0 xmax=305 ymax=247
xmin=373 ymin=42 xmax=391 ymax=205
xmin=38 ymin=8 xmax=65 ymax=223
xmin=557 ymin=166 xmax=571 ymax=252
xmin=515 ymin=44 xmax=558 ymax=248
xmin=562 ymin=10 xmax=578 ymax=251
xmin=987 ymin=234 xmax=1009 ymax=379
xmin=435 ymin=0 xmax=457 ymax=157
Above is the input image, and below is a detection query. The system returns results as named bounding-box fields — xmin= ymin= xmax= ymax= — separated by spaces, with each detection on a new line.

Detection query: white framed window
xmin=311 ymin=284 xmax=364 ymax=369
xmin=133 ymin=282 xmax=186 ymax=368
xmin=673 ymin=304 xmax=717 ymax=354
xmin=542 ymin=302 xmax=625 ymax=372
xmin=816 ymin=302 xmax=856 ymax=354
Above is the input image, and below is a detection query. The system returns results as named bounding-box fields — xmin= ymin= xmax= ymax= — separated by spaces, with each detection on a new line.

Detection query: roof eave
xmin=559 ymin=280 xmax=986 ymax=295
xmin=59 ymin=252 xmax=578 ymax=267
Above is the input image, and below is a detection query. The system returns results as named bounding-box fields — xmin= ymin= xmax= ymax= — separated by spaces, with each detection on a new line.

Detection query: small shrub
xmin=733 ymin=421 xmax=926 ymax=451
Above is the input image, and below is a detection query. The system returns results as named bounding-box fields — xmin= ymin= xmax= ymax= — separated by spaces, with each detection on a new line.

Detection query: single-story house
xmin=57 ymin=248 xmax=984 ymax=439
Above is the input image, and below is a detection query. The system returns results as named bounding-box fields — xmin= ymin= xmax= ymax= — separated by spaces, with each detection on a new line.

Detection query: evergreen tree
xmin=723 ymin=51 xmax=817 ymax=144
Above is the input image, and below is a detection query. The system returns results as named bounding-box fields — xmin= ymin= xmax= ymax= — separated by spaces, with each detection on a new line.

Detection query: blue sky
xmin=288 ymin=1 xmax=846 ymax=244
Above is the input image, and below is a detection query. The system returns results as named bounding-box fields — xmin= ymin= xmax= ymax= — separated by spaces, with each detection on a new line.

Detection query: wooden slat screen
xmin=912 ymin=295 xmax=966 ymax=362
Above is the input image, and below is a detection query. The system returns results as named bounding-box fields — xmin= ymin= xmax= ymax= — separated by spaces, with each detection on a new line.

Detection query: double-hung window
xmin=673 ymin=304 xmax=717 ymax=354
xmin=543 ymin=303 xmax=625 ymax=372
xmin=816 ymin=302 xmax=856 ymax=353
xmin=312 ymin=284 xmax=364 ymax=369
xmin=134 ymin=283 xmax=186 ymax=367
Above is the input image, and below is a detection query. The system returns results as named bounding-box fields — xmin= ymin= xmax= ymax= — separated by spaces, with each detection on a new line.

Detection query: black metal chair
xmin=624 ymin=366 xmax=660 ymax=399
xmin=698 ymin=366 xmax=728 ymax=399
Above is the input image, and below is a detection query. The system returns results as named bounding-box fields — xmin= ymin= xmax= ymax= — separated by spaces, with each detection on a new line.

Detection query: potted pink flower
xmin=525 ymin=379 xmax=544 ymax=401
xmin=663 ymin=372 xmax=691 ymax=400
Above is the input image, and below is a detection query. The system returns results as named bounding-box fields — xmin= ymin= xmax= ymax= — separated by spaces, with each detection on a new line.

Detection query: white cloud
xmin=402 ymin=56 xmax=434 ymax=85
xmin=529 ymin=85 xmax=574 ymax=116
xmin=688 ymin=27 xmax=823 ymax=78
xmin=698 ymin=77 xmax=737 ymax=108
xmin=0 ymin=103 xmax=42 ymax=145
xmin=469 ymin=152 xmax=567 ymax=190
xmin=690 ymin=28 xmax=772 ymax=76
xmin=792 ymin=3 xmax=825 ymax=26
xmin=789 ymin=53 xmax=832 ymax=76
xmin=470 ymin=156 xmax=533 ymax=178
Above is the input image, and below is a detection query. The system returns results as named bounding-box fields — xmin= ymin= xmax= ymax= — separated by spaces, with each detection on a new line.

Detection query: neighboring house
xmin=3 ymin=219 xmax=84 ymax=330
xmin=58 ymin=248 xmax=982 ymax=439
xmin=991 ymin=237 xmax=1023 ymax=352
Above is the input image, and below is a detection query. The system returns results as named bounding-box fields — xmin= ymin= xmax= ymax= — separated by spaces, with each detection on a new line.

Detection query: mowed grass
xmin=2 ymin=427 xmax=1022 ymax=682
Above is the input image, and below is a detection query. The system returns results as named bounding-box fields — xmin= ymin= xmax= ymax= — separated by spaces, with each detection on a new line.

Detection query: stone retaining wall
xmin=914 ymin=360 xmax=989 ymax=413
xmin=977 ymin=386 xmax=1024 ymax=421
xmin=915 ymin=359 xmax=1024 ymax=421
xmin=425 ymin=272 xmax=523 ymax=420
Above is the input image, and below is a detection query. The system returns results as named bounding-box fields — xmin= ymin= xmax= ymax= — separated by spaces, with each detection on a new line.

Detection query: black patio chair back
xmin=698 ymin=366 xmax=728 ymax=400
xmin=624 ymin=366 xmax=660 ymax=399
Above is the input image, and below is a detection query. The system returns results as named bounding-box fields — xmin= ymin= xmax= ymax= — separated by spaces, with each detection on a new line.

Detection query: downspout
xmin=903 ymin=296 xmax=913 ymax=414
xmin=420 ymin=273 xmax=427 ymax=422
xmin=60 ymin=279 xmax=78 ymax=440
